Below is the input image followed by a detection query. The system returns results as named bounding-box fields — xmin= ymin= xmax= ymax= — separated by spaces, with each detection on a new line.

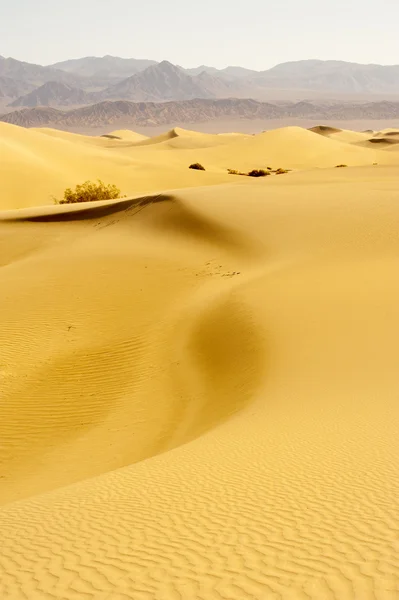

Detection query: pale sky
xmin=1 ymin=0 xmax=398 ymax=69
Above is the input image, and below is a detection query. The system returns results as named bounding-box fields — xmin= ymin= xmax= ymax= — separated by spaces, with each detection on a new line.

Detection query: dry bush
xmin=228 ymin=168 xmax=272 ymax=177
xmin=275 ymin=168 xmax=289 ymax=175
xmin=189 ymin=163 xmax=206 ymax=171
xmin=335 ymin=164 xmax=348 ymax=168
xmin=247 ymin=169 xmax=270 ymax=177
xmin=228 ymin=168 xmax=248 ymax=175
xmin=54 ymin=180 xmax=125 ymax=204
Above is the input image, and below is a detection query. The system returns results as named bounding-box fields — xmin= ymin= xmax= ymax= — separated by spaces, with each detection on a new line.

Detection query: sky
xmin=1 ymin=0 xmax=398 ymax=69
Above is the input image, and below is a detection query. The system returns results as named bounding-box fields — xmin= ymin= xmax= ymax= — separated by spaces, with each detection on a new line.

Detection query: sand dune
xmin=128 ymin=124 xmax=379 ymax=167
xmin=311 ymin=124 xmax=399 ymax=151
xmin=3 ymin=122 xmax=399 ymax=210
xmin=106 ymin=129 xmax=149 ymax=142
xmin=0 ymin=123 xmax=237 ymax=210
xmin=130 ymin=126 xmax=250 ymax=149
xmin=376 ymin=128 xmax=399 ymax=135
xmin=32 ymin=126 xmax=149 ymax=147
xmin=309 ymin=124 xmax=370 ymax=142
xmin=0 ymin=124 xmax=399 ymax=599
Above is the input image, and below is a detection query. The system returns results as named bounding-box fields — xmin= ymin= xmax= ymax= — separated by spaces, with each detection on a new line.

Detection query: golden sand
xmin=0 ymin=123 xmax=398 ymax=599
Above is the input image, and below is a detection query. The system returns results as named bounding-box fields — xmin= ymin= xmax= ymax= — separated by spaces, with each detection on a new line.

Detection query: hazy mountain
xmin=0 ymin=98 xmax=283 ymax=127
xmin=0 ymin=56 xmax=87 ymax=87
xmin=2 ymin=98 xmax=399 ymax=129
xmin=3 ymin=56 xmax=399 ymax=110
xmin=9 ymin=81 xmax=93 ymax=107
xmin=0 ymin=106 xmax=62 ymax=126
xmin=50 ymin=55 xmax=157 ymax=80
xmin=99 ymin=61 xmax=215 ymax=102
xmin=219 ymin=66 xmax=259 ymax=79
xmin=253 ymin=60 xmax=399 ymax=93
xmin=182 ymin=65 xmax=260 ymax=81
xmin=183 ymin=65 xmax=219 ymax=76
xmin=192 ymin=71 xmax=243 ymax=96
xmin=0 ymin=76 xmax=35 ymax=99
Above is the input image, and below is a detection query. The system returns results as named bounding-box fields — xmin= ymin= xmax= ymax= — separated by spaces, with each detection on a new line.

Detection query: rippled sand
xmin=0 ymin=123 xmax=398 ymax=599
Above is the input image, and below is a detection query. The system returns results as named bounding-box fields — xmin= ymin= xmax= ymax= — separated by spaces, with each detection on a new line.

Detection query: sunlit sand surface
xmin=0 ymin=123 xmax=398 ymax=599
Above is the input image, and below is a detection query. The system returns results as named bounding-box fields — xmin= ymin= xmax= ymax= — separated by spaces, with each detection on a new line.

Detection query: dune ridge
xmin=0 ymin=124 xmax=398 ymax=599
xmin=2 ymin=122 xmax=399 ymax=211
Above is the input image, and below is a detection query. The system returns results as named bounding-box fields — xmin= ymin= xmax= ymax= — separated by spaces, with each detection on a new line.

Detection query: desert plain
xmin=0 ymin=122 xmax=398 ymax=599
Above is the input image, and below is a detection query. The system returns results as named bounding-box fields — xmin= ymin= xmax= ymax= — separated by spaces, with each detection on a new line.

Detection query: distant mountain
xmin=0 ymin=98 xmax=282 ymax=127
xmin=183 ymin=65 xmax=220 ymax=76
xmin=1 ymin=106 xmax=62 ymax=126
xmin=182 ymin=65 xmax=261 ymax=81
xmin=0 ymin=76 xmax=34 ymax=99
xmin=0 ymin=56 xmax=87 ymax=87
xmin=50 ymin=55 xmax=157 ymax=80
xmin=192 ymin=71 xmax=243 ymax=96
xmin=2 ymin=98 xmax=399 ymax=129
xmin=219 ymin=66 xmax=259 ymax=79
xmin=99 ymin=61 xmax=215 ymax=102
xmin=2 ymin=56 xmax=399 ymax=109
xmin=9 ymin=81 xmax=93 ymax=107
xmin=253 ymin=60 xmax=399 ymax=93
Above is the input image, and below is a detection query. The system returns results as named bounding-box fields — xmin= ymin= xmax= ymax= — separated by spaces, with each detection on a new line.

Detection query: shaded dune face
xmin=0 ymin=194 xmax=264 ymax=503
xmin=310 ymin=124 xmax=399 ymax=149
xmin=368 ymin=136 xmax=399 ymax=145
xmin=308 ymin=125 xmax=342 ymax=135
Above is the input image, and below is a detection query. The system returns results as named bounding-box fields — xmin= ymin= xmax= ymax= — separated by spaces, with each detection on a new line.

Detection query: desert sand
xmin=0 ymin=122 xmax=398 ymax=599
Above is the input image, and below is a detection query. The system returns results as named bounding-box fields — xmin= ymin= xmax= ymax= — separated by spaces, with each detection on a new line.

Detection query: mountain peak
xmin=154 ymin=60 xmax=180 ymax=71
xmin=9 ymin=80 xmax=91 ymax=108
xmin=99 ymin=60 xmax=215 ymax=102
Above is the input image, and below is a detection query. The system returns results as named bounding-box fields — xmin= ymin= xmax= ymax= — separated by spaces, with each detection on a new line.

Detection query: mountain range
xmin=2 ymin=98 xmax=399 ymax=129
xmin=2 ymin=55 xmax=399 ymax=112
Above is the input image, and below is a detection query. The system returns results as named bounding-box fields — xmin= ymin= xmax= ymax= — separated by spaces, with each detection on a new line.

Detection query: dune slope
xmin=0 ymin=168 xmax=398 ymax=599
xmin=0 ymin=123 xmax=238 ymax=210
xmin=3 ymin=123 xmax=399 ymax=210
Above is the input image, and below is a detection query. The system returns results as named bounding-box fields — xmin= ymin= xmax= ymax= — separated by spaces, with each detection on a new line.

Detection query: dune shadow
xmin=3 ymin=194 xmax=172 ymax=223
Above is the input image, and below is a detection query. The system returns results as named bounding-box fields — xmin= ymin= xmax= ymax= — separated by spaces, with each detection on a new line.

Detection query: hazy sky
xmin=1 ymin=0 xmax=398 ymax=69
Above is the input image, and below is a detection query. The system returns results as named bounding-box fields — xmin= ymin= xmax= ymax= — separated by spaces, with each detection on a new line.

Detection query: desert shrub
xmin=335 ymin=164 xmax=348 ymax=168
xmin=54 ymin=180 xmax=125 ymax=204
xmin=228 ymin=168 xmax=272 ymax=177
xmin=247 ymin=169 xmax=270 ymax=177
xmin=275 ymin=168 xmax=289 ymax=175
xmin=189 ymin=163 xmax=205 ymax=171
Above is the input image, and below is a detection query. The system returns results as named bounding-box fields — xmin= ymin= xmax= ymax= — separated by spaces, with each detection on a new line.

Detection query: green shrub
xmin=54 ymin=180 xmax=125 ymax=204
xmin=189 ymin=163 xmax=205 ymax=171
